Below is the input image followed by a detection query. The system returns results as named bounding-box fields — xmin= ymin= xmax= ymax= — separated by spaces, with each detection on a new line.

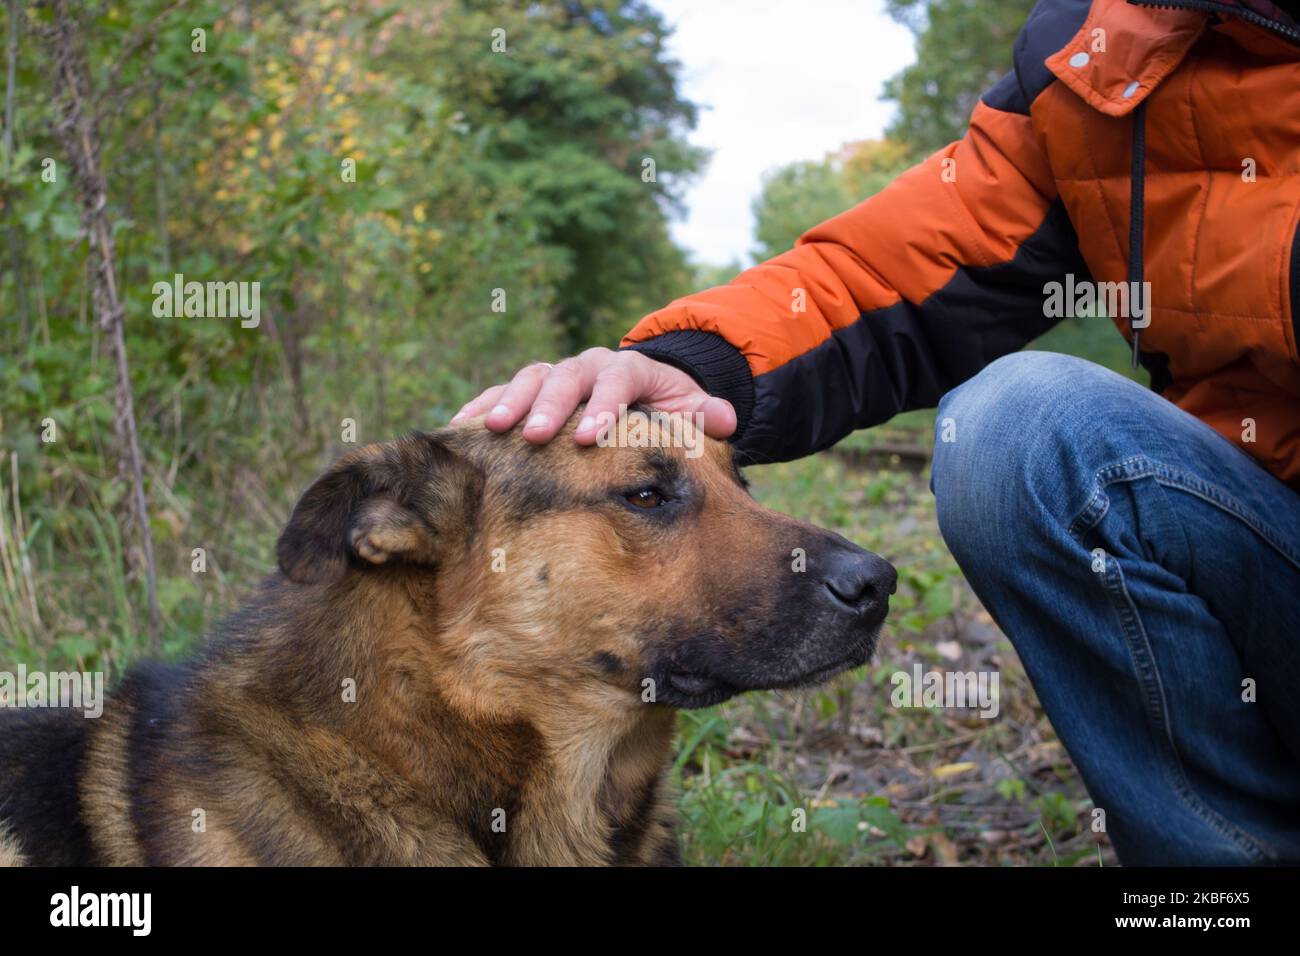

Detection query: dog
xmin=0 ymin=408 xmax=895 ymax=866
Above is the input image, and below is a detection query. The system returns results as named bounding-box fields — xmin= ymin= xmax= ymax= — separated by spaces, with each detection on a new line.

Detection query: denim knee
xmin=930 ymin=351 xmax=1123 ymax=566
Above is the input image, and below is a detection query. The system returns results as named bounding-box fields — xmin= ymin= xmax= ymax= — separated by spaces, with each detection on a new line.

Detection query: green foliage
xmin=673 ymin=707 xmax=920 ymax=866
xmin=0 ymin=0 xmax=703 ymax=666
xmin=424 ymin=0 xmax=706 ymax=348
xmin=882 ymin=0 xmax=1035 ymax=157
xmin=751 ymin=139 xmax=911 ymax=260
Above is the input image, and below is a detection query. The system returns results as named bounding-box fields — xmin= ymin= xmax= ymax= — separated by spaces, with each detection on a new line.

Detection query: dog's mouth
xmin=654 ymin=629 xmax=880 ymax=710
xmin=660 ymin=669 xmax=739 ymax=709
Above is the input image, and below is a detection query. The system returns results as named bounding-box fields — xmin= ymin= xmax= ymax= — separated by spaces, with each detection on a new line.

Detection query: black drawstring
xmin=1128 ymin=99 xmax=1147 ymax=369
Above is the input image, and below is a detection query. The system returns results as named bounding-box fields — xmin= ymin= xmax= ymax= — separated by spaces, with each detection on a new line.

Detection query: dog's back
xmin=0 ymin=661 xmax=196 ymax=866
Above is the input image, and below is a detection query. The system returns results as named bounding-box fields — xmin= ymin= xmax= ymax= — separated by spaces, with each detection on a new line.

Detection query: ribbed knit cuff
xmin=621 ymin=330 xmax=755 ymax=441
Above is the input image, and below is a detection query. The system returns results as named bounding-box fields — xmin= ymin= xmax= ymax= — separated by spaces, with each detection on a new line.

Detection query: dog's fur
xmin=0 ymin=411 xmax=892 ymax=866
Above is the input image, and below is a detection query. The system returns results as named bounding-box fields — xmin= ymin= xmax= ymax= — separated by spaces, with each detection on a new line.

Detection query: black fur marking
xmin=439 ymin=704 xmax=546 ymax=867
xmin=0 ymin=707 xmax=92 ymax=865
xmin=604 ymin=772 xmax=661 ymax=865
xmin=123 ymin=662 xmax=191 ymax=866
xmin=495 ymin=472 xmax=580 ymax=523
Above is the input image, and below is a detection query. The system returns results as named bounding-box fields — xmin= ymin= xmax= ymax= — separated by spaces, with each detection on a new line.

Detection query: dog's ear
xmin=276 ymin=433 xmax=481 ymax=585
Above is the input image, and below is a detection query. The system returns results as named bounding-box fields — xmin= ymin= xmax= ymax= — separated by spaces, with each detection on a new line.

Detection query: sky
xmin=651 ymin=0 xmax=916 ymax=268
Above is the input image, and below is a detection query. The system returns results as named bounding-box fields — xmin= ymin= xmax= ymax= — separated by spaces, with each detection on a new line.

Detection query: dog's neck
xmin=210 ymin=571 xmax=679 ymax=865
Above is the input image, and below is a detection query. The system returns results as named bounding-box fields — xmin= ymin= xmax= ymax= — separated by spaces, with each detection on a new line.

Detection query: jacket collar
xmin=1045 ymin=0 xmax=1208 ymax=116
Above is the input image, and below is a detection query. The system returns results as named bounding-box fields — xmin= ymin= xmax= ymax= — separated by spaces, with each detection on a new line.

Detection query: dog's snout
xmin=823 ymin=549 xmax=896 ymax=615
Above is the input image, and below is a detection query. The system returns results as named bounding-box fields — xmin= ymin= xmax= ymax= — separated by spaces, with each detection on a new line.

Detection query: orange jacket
xmin=622 ymin=0 xmax=1300 ymax=486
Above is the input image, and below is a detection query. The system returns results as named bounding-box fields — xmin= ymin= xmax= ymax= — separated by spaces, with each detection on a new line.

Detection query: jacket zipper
xmin=1130 ymin=0 xmax=1300 ymax=44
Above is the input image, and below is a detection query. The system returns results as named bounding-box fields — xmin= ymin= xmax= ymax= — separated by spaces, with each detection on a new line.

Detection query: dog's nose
xmin=823 ymin=549 xmax=897 ymax=616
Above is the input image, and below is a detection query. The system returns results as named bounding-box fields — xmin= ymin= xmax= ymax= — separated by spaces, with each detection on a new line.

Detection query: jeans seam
xmin=1067 ymin=454 xmax=1300 ymax=573
xmin=1098 ymin=555 xmax=1270 ymax=863
xmin=1068 ymin=454 xmax=1278 ymax=861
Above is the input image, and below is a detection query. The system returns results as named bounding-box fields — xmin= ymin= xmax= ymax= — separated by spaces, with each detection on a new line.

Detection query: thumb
xmin=694 ymin=395 xmax=737 ymax=440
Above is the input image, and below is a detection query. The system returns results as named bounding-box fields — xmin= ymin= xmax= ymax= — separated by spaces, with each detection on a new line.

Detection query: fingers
xmin=450 ymin=349 xmax=738 ymax=446
xmin=521 ymin=357 xmax=593 ymax=442
xmin=575 ymin=356 xmax=645 ymax=445
xmin=450 ymin=384 xmax=506 ymax=425
xmin=482 ymin=362 xmax=554 ymax=433
xmin=694 ymin=395 xmax=738 ymax=439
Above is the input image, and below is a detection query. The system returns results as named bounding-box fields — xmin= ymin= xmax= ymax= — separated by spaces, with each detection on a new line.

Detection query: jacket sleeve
xmin=620 ymin=73 xmax=1089 ymax=463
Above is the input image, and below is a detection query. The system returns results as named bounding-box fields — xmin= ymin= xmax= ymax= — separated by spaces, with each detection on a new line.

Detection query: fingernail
xmin=450 ymin=411 xmax=466 ymax=423
xmin=525 ymin=413 xmax=550 ymax=430
xmin=489 ymin=404 xmax=510 ymax=419
xmin=577 ymin=415 xmax=595 ymax=434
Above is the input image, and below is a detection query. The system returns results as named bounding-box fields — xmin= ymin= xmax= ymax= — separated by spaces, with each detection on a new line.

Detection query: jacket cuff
xmin=620 ymin=329 xmax=755 ymax=441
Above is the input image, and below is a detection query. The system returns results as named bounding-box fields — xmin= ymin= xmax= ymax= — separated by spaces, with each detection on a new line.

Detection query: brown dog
xmin=0 ymin=409 xmax=894 ymax=865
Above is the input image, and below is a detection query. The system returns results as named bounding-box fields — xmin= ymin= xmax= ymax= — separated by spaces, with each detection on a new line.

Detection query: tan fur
xmin=0 ymin=820 xmax=24 ymax=867
xmin=80 ymin=704 xmax=146 ymax=866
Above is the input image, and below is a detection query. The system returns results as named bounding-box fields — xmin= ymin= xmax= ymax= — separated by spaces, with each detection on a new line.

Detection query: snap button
xmin=1122 ymin=81 xmax=1140 ymax=98
xmin=1069 ymin=51 xmax=1090 ymax=68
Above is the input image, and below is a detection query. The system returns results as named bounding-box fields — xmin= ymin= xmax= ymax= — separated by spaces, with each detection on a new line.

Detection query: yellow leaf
xmin=931 ymin=762 xmax=977 ymax=779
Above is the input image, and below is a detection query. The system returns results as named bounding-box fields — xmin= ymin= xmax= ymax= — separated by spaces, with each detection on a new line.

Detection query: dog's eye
xmin=624 ymin=487 xmax=665 ymax=509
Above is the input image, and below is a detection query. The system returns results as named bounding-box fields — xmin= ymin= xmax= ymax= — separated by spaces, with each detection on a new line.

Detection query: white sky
xmin=652 ymin=0 xmax=915 ymax=267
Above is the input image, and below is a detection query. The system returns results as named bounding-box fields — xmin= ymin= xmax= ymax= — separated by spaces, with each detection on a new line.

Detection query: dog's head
xmin=276 ymin=409 xmax=894 ymax=709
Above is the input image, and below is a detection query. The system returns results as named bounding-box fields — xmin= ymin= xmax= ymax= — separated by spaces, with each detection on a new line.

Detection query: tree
xmin=752 ymin=140 xmax=911 ymax=261
xmin=882 ymin=0 xmax=1034 ymax=157
xmin=40 ymin=0 xmax=161 ymax=647
xmin=0 ymin=0 xmax=711 ymax=662
xmin=424 ymin=0 xmax=706 ymax=349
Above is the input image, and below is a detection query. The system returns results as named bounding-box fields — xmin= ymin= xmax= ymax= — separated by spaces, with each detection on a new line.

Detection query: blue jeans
xmin=930 ymin=351 xmax=1300 ymax=865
